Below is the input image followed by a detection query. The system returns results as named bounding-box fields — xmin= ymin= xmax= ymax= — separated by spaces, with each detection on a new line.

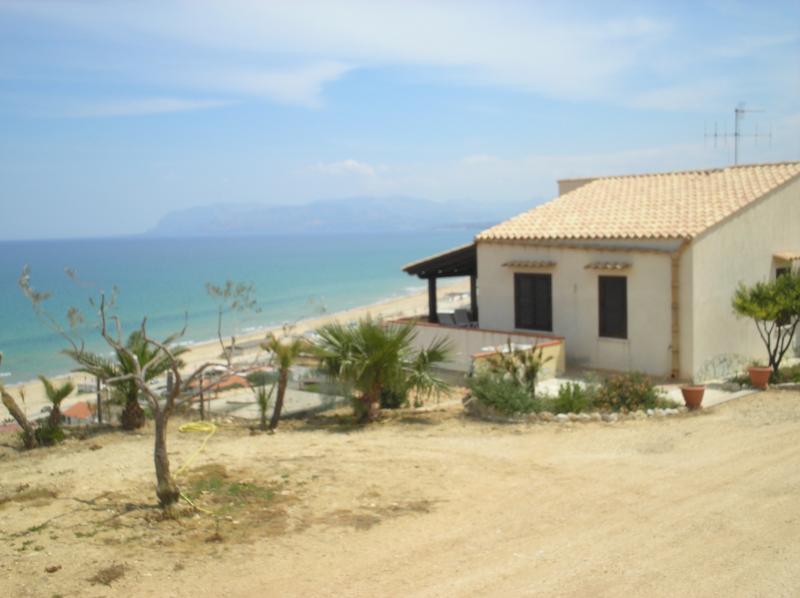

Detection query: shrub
xmin=380 ymin=387 xmax=408 ymax=409
xmin=34 ymin=424 xmax=65 ymax=446
xmin=246 ymin=371 xmax=278 ymax=387
xmin=552 ymin=382 xmax=592 ymax=414
xmin=468 ymin=372 xmax=536 ymax=415
xmin=594 ymin=372 xmax=663 ymax=412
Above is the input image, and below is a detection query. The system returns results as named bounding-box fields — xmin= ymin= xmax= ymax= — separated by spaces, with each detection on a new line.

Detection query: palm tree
xmin=65 ymin=331 xmax=187 ymax=430
xmin=261 ymin=334 xmax=305 ymax=431
xmin=316 ymin=318 xmax=451 ymax=422
xmin=38 ymin=375 xmax=75 ymax=441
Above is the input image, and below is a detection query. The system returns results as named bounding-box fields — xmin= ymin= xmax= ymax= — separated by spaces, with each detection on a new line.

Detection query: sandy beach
xmin=2 ymin=279 xmax=470 ymax=420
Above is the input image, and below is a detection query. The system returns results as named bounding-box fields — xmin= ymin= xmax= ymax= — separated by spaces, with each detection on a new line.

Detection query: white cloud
xmin=312 ymin=159 xmax=380 ymax=177
xmin=0 ymin=0 xmax=673 ymax=106
xmin=64 ymin=97 xmax=232 ymax=117
xmin=177 ymin=62 xmax=352 ymax=107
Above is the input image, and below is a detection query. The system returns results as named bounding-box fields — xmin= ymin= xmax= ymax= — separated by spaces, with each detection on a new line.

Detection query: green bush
xmin=468 ymin=372 xmax=537 ymax=415
xmin=379 ymin=387 xmax=408 ymax=409
xmin=246 ymin=371 xmax=279 ymax=387
xmin=594 ymin=372 xmax=663 ymax=412
xmin=552 ymin=382 xmax=592 ymax=414
xmin=776 ymin=363 xmax=800 ymax=383
xmin=34 ymin=424 xmax=65 ymax=446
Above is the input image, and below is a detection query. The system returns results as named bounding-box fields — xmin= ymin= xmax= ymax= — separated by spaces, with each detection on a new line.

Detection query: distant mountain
xmin=147 ymin=196 xmax=536 ymax=237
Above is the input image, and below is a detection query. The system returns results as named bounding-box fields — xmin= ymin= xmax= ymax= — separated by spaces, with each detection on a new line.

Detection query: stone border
xmin=463 ymin=396 xmax=689 ymax=424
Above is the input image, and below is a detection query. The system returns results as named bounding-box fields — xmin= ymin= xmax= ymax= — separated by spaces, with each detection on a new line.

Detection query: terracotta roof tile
xmin=477 ymin=162 xmax=800 ymax=242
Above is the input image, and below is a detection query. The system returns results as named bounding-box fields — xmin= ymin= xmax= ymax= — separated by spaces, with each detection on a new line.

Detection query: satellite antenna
xmin=704 ymin=102 xmax=772 ymax=165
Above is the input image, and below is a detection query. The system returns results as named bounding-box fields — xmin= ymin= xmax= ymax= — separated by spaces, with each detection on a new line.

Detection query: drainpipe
xmin=670 ymin=241 xmax=691 ymax=379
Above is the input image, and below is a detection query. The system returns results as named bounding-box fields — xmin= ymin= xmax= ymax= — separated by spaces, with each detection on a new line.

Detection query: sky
xmin=0 ymin=0 xmax=798 ymax=240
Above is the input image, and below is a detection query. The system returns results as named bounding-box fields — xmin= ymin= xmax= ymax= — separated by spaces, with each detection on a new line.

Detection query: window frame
xmin=513 ymin=272 xmax=553 ymax=332
xmin=598 ymin=275 xmax=628 ymax=340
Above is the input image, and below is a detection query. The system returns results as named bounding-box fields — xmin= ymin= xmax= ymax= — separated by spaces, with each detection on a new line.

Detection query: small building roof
xmin=403 ymin=243 xmax=476 ymax=279
xmin=774 ymin=251 xmax=800 ymax=262
xmin=477 ymin=161 xmax=800 ymax=242
xmin=62 ymin=401 xmax=93 ymax=420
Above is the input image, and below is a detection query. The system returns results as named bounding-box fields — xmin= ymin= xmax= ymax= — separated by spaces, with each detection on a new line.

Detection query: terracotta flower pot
xmin=680 ymin=385 xmax=705 ymax=410
xmin=748 ymin=366 xmax=772 ymax=390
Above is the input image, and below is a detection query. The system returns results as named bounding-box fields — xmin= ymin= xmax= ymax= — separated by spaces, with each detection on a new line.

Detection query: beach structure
xmin=62 ymin=401 xmax=94 ymax=425
xmin=403 ymin=161 xmax=800 ymax=382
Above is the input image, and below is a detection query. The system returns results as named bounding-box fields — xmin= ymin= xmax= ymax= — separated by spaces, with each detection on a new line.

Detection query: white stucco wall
xmin=689 ymin=177 xmax=800 ymax=381
xmin=476 ymin=241 xmax=677 ymax=377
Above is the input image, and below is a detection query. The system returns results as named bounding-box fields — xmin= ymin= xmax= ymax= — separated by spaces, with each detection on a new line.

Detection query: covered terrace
xmin=403 ymin=242 xmax=478 ymax=325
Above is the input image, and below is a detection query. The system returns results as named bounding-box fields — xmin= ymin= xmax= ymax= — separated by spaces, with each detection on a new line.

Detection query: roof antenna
xmin=704 ymin=103 xmax=772 ymax=165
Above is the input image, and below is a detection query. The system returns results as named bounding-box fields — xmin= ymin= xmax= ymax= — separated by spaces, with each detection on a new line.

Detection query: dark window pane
xmin=599 ymin=276 xmax=627 ymax=339
xmin=514 ymin=273 xmax=552 ymax=331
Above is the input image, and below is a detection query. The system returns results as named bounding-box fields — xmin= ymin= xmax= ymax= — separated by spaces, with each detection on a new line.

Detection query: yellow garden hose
xmin=176 ymin=421 xmax=217 ymax=514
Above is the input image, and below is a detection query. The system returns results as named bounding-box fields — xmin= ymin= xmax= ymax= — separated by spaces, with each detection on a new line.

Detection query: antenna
xmin=704 ymin=103 xmax=772 ymax=165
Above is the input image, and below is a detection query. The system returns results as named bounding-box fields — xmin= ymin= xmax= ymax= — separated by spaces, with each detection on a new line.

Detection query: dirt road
xmin=1 ymin=390 xmax=798 ymax=597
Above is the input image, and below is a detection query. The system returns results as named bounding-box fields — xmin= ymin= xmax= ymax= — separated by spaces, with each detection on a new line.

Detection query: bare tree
xmin=97 ymin=296 xmax=228 ymax=509
xmin=205 ymin=280 xmax=260 ymax=367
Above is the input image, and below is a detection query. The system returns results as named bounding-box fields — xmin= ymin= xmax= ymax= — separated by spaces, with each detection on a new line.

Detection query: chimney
xmin=557 ymin=178 xmax=595 ymax=196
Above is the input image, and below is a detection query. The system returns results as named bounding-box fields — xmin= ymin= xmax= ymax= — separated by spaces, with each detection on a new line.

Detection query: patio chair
xmin=454 ymin=309 xmax=476 ymax=327
xmin=438 ymin=313 xmax=457 ymax=326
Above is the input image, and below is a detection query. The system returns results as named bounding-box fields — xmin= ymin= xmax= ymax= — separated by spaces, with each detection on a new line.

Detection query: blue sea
xmin=0 ymin=232 xmax=474 ymax=384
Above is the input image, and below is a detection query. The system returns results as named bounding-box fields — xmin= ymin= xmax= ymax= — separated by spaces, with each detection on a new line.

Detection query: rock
xmin=601 ymin=413 xmax=617 ymax=422
xmin=45 ymin=565 xmax=61 ymax=573
xmin=539 ymin=411 xmax=555 ymax=422
xmin=567 ymin=413 xmax=579 ymax=422
xmin=576 ymin=413 xmax=591 ymax=422
xmin=678 ymin=406 xmax=689 ymax=414
xmin=646 ymin=409 xmax=655 ymax=417
xmin=634 ymin=410 xmax=647 ymax=420
xmin=590 ymin=412 xmax=602 ymax=422
xmin=555 ymin=413 xmax=569 ymax=423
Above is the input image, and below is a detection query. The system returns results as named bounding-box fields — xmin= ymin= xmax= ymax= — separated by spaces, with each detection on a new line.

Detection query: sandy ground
xmin=1 ymin=389 xmax=798 ymax=597
xmin=3 ymin=279 xmax=470 ymax=420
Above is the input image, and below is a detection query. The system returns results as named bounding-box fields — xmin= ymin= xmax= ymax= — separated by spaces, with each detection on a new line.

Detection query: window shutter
xmin=599 ymin=276 xmax=627 ymax=339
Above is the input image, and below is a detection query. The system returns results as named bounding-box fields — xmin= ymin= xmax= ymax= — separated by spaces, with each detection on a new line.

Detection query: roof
xmin=62 ymin=401 xmax=93 ymax=420
xmin=403 ymin=243 xmax=476 ymax=278
xmin=477 ymin=161 xmax=800 ymax=242
xmin=774 ymin=252 xmax=800 ymax=262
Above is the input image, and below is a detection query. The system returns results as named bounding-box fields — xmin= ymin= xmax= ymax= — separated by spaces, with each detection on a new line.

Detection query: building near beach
xmin=403 ymin=161 xmax=800 ymax=382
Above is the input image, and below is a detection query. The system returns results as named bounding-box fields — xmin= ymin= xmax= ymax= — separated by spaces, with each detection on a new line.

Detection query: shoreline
xmin=2 ymin=279 xmax=470 ymax=419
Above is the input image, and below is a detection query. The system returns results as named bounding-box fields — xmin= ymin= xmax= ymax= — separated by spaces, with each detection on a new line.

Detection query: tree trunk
xmin=95 ymin=377 xmax=103 ymax=424
xmin=120 ymin=394 xmax=146 ymax=430
xmin=48 ymin=405 xmax=62 ymax=430
xmin=153 ymin=412 xmax=180 ymax=508
xmin=1 ymin=391 xmax=38 ymax=449
xmin=269 ymin=369 xmax=288 ymax=431
xmin=358 ymin=384 xmax=381 ymax=423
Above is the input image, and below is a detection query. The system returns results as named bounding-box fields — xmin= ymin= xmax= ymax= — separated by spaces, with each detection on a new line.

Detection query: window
xmin=599 ymin=276 xmax=627 ymax=339
xmin=776 ymin=267 xmax=790 ymax=279
xmin=514 ymin=273 xmax=552 ymax=331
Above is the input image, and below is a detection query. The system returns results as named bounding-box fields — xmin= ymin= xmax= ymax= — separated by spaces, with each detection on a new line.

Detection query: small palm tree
xmin=261 ymin=334 xmax=306 ymax=431
xmin=316 ymin=318 xmax=451 ymax=422
xmin=65 ymin=331 xmax=187 ymax=430
xmin=38 ymin=375 xmax=75 ymax=443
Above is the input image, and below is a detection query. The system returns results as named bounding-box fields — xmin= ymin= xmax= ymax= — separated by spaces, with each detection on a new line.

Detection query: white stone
xmin=555 ymin=413 xmax=570 ymax=423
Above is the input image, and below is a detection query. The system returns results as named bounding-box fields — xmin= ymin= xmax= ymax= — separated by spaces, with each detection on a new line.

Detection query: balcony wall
xmin=395 ymin=319 xmax=566 ymax=378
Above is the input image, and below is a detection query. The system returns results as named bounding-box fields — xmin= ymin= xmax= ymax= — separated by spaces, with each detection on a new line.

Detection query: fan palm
xmin=38 ymin=375 xmax=75 ymax=440
xmin=261 ymin=333 xmax=306 ymax=431
xmin=65 ymin=331 xmax=187 ymax=430
xmin=316 ymin=318 xmax=451 ymax=422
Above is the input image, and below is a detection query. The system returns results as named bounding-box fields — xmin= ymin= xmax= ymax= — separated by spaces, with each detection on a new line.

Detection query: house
xmin=61 ymin=401 xmax=95 ymax=425
xmin=403 ymin=161 xmax=800 ymax=382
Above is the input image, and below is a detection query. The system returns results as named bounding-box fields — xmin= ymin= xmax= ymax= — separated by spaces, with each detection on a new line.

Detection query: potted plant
xmin=680 ymin=384 xmax=705 ymax=410
xmin=747 ymin=365 xmax=772 ymax=390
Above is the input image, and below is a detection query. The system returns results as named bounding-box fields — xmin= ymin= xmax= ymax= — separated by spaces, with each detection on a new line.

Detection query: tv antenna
xmin=704 ymin=103 xmax=772 ymax=165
